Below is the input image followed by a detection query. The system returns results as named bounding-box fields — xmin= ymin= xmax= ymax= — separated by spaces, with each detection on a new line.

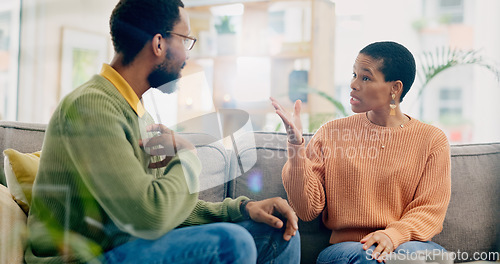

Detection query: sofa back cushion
xmin=228 ymin=132 xmax=330 ymax=264
xmin=180 ymin=133 xmax=230 ymax=202
xmin=0 ymin=121 xmax=46 ymax=186
xmin=0 ymin=121 xmax=228 ymax=202
xmin=231 ymin=132 xmax=500 ymax=263
xmin=433 ymin=142 xmax=500 ymax=260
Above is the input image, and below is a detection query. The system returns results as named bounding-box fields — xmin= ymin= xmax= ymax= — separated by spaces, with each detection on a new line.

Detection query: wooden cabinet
xmin=181 ymin=0 xmax=335 ymax=130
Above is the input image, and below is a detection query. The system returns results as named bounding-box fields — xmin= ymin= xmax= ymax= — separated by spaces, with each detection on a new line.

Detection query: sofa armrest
xmin=0 ymin=184 xmax=27 ymax=264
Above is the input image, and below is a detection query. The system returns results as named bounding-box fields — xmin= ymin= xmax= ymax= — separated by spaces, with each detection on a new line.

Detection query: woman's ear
xmin=392 ymin=81 xmax=404 ymax=102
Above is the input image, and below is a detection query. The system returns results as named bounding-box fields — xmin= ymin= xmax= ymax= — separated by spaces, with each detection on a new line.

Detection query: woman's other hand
xmin=361 ymin=231 xmax=394 ymax=263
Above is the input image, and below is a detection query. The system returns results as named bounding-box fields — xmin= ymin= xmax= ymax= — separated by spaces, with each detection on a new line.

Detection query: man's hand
xmin=139 ymin=124 xmax=196 ymax=168
xmin=270 ymin=97 xmax=303 ymax=145
xmin=245 ymin=197 xmax=299 ymax=241
xmin=361 ymin=231 xmax=394 ymax=262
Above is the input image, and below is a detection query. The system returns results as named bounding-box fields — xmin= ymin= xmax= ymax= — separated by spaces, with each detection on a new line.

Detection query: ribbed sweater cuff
xmin=228 ymin=196 xmax=250 ymax=222
xmin=381 ymin=227 xmax=407 ymax=249
xmin=287 ymin=139 xmax=306 ymax=162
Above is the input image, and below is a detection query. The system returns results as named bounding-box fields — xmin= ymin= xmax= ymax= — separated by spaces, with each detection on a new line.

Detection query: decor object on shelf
xmin=288 ymin=70 xmax=308 ymax=103
xmin=214 ymin=16 xmax=237 ymax=55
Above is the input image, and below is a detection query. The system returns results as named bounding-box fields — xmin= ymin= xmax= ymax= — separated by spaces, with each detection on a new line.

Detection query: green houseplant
xmin=215 ymin=16 xmax=236 ymax=35
xmin=214 ymin=16 xmax=237 ymax=55
xmin=414 ymin=46 xmax=500 ymax=103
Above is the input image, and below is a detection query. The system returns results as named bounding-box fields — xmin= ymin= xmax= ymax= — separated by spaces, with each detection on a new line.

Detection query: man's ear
xmin=151 ymin=33 xmax=164 ymax=57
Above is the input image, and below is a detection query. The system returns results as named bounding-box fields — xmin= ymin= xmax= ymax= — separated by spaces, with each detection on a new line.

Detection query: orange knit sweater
xmin=282 ymin=113 xmax=451 ymax=248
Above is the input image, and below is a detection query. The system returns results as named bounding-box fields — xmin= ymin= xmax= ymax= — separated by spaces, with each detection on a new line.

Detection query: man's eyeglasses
xmin=166 ymin=31 xmax=197 ymax=50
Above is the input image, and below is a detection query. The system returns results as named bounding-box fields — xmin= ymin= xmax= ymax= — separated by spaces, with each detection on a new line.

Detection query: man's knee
xmin=209 ymin=223 xmax=257 ymax=263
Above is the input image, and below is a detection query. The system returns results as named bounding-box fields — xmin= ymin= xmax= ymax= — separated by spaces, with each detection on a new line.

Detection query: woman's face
xmin=350 ymin=53 xmax=394 ymax=113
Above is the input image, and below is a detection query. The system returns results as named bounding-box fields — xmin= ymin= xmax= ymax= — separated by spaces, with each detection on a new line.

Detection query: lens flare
xmin=247 ymin=170 xmax=263 ymax=193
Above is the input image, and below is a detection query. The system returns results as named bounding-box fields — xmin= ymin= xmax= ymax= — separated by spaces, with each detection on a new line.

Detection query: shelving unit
xmin=181 ymin=0 xmax=336 ymax=130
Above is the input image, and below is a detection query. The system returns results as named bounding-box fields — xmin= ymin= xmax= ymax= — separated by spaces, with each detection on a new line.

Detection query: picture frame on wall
xmin=59 ymin=27 xmax=108 ymax=99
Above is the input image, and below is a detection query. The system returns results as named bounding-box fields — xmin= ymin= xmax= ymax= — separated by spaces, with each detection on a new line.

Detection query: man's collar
xmin=100 ymin=63 xmax=146 ymax=117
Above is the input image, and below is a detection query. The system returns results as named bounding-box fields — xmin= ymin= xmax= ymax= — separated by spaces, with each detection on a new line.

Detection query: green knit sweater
xmin=25 ymin=75 xmax=248 ymax=264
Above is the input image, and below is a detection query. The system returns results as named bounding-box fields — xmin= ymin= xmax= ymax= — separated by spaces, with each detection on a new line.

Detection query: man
xmin=25 ymin=0 xmax=299 ymax=263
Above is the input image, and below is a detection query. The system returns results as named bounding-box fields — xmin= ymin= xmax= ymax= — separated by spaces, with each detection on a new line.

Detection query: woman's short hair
xmin=360 ymin=41 xmax=416 ymax=102
xmin=109 ymin=0 xmax=185 ymax=65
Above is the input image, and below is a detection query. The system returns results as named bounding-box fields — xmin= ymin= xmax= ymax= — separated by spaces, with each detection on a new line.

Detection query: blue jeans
xmin=91 ymin=220 xmax=300 ymax=264
xmin=317 ymin=241 xmax=445 ymax=264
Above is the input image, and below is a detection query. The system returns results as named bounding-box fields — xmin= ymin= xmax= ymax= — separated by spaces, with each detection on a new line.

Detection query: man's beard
xmin=147 ymin=50 xmax=185 ymax=94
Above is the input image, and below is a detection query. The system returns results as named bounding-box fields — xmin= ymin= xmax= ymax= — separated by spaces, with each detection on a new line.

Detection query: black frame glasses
xmin=166 ymin=31 xmax=197 ymax=50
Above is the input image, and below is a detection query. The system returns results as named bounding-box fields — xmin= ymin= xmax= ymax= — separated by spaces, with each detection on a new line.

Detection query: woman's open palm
xmin=270 ymin=97 xmax=303 ymax=145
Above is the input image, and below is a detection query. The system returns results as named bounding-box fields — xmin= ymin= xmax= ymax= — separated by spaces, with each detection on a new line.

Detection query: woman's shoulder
xmin=408 ymin=117 xmax=449 ymax=151
xmin=410 ymin=118 xmax=447 ymax=137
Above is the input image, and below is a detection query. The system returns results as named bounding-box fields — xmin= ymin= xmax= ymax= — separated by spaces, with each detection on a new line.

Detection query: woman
xmin=271 ymin=41 xmax=451 ymax=264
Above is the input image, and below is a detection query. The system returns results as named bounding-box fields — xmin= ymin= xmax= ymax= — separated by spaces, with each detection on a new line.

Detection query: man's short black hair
xmin=359 ymin=41 xmax=416 ymax=102
xmin=110 ymin=0 xmax=185 ymax=65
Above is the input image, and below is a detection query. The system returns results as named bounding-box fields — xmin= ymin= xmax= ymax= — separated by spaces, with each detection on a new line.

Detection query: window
xmin=0 ymin=0 xmax=20 ymax=120
xmin=439 ymin=0 xmax=464 ymax=24
xmin=439 ymin=87 xmax=462 ymax=120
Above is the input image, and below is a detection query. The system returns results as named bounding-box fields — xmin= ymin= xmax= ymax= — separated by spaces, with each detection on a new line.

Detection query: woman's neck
xmin=366 ymin=109 xmax=409 ymax=127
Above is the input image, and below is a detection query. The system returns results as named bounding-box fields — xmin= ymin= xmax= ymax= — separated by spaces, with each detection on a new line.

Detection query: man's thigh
xmin=95 ymin=222 xmax=256 ymax=264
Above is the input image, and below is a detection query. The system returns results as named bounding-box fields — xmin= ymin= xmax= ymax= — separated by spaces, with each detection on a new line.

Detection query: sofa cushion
xmin=231 ymin=133 xmax=500 ymax=263
xmin=229 ymin=132 xmax=330 ymax=264
xmin=3 ymin=149 xmax=41 ymax=214
xmin=228 ymin=131 xmax=293 ymax=200
xmin=0 ymin=184 xmax=27 ymax=264
xmin=432 ymin=142 xmax=500 ymax=260
xmin=0 ymin=119 xmax=229 ymax=203
xmin=0 ymin=121 xmax=46 ymax=186
xmin=160 ymin=133 xmax=230 ymax=202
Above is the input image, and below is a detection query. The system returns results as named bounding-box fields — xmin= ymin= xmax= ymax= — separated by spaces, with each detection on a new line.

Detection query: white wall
xmin=13 ymin=0 xmax=500 ymax=143
xmin=471 ymin=0 xmax=500 ymax=143
xmin=333 ymin=0 xmax=423 ymax=116
xmin=333 ymin=0 xmax=500 ymax=144
xmin=17 ymin=0 xmax=115 ymax=123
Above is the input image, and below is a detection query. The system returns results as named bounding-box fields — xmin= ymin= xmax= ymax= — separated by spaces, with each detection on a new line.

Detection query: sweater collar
xmin=100 ymin=63 xmax=145 ymax=117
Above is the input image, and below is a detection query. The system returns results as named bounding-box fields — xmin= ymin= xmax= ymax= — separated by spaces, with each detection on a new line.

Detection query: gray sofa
xmin=0 ymin=120 xmax=499 ymax=263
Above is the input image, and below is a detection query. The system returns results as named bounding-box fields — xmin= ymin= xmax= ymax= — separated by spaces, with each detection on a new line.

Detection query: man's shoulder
xmin=49 ymin=74 xmax=132 ymax=129
xmin=63 ymin=75 xmax=116 ymax=100
xmin=59 ymin=75 xmax=125 ymax=111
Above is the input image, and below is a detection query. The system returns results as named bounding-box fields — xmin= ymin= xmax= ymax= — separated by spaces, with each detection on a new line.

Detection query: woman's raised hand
xmin=270 ymin=97 xmax=303 ymax=145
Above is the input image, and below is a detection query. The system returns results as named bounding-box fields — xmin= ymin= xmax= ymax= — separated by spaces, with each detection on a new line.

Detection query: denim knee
xmin=209 ymin=223 xmax=257 ymax=264
xmin=317 ymin=242 xmax=375 ymax=264
xmin=235 ymin=220 xmax=301 ymax=264
xmin=395 ymin=241 xmax=446 ymax=254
